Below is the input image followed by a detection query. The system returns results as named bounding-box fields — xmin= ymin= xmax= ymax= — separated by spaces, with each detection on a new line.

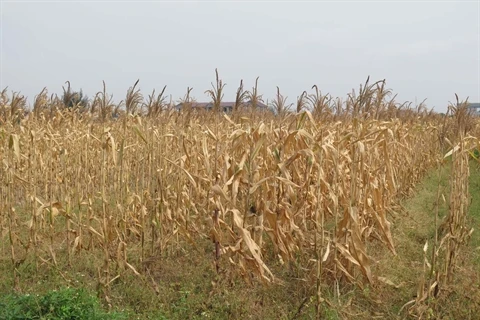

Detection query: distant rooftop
xmin=467 ymin=102 xmax=480 ymax=108
xmin=174 ymin=100 xmax=269 ymax=111
xmin=467 ymin=103 xmax=480 ymax=115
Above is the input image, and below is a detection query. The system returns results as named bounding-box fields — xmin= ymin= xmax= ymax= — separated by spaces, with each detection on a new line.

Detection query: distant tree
xmin=61 ymin=81 xmax=89 ymax=110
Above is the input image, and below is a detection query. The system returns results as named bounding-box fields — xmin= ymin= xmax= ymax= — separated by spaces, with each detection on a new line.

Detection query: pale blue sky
xmin=1 ymin=0 xmax=479 ymax=113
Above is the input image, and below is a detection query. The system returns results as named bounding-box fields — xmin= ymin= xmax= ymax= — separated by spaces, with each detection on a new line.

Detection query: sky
xmin=1 ymin=0 xmax=479 ymax=113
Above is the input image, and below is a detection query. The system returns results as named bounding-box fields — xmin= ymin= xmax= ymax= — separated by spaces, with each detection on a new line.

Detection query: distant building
xmin=467 ymin=102 xmax=480 ymax=115
xmin=174 ymin=100 xmax=269 ymax=113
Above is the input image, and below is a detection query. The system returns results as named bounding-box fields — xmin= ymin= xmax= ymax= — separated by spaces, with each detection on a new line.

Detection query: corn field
xmin=0 ymin=78 xmax=477 ymax=317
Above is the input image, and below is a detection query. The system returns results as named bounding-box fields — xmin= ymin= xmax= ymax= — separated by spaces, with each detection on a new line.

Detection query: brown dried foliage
xmin=0 ymin=79 xmax=474 ymax=312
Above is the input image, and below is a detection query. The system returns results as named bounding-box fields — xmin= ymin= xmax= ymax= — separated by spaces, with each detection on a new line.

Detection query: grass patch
xmin=468 ymin=161 xmax=480 ymax=265
xmin=364 ymin=159 xmax=480 ymax=319
xmin=0 ymin=287 xmax=126 ymax=320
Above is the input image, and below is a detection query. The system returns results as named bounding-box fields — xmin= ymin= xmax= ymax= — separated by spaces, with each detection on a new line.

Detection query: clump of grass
xmin=0 ymin=287 xmax=127 ymax=320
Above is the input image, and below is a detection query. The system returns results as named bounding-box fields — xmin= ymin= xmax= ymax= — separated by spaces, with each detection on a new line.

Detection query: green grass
xmin=468 ymin=161 xmax=480 ymax=261
xmin=0 ymin=287 xmax=127 ymax=320
xmin=360 ymin=159 xmax=480 ymax=319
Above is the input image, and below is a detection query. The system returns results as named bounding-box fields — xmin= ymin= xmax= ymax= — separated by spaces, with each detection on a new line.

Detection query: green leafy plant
xmin=0 ymin=287 xmax=127 ymax=320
